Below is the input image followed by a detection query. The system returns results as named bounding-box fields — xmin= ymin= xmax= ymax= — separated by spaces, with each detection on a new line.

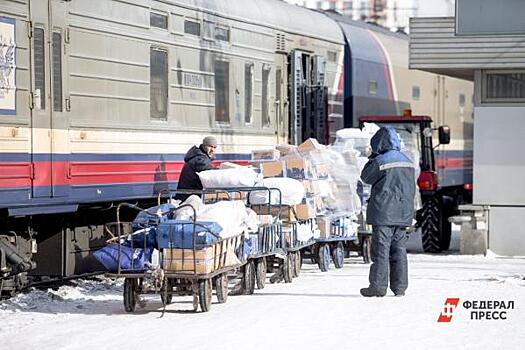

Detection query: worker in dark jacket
xmin=175 ymin=136 xmax=217 ymax=202
xmin=360 ymin=127 xmax=415 ymax=297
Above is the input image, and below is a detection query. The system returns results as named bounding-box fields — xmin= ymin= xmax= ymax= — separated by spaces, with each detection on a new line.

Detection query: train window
xmin=245 ymin=63 xmax=253 ymax=124
xmin=52 ymin=32 xmax=63 ymax=112
xmin=150 ymin=12 xmax=168 ymax=30
xmin=368 ymin=80 xmax=377 ymax=95
xmin=262 ymin=65 xmax=271 ymax=127
xmin=150 ymin=48 xmax=168 ymax=120
xmin=184 ymin=20 xmax=201 ymax=36
xmin=214 ymin=59 xmax=229 ymax=123
xmin=215 ymin=26 xmax=230 ymax=42
xmin=459 ymin=93 xmax=466 ymax=106
xmin=327 ymin=51 xmax=337 ymax=63
xmin=484 ymin=71 xmax=525 ymax=102
xmin=412 ymin=86 xmax=420 ymax=100
xmin=34 ymin=27 xmax=46 ymax=110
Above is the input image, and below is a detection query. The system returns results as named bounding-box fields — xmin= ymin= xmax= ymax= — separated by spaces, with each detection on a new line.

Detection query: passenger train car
xmin=0 ymin=0 xmax=472 ymax=296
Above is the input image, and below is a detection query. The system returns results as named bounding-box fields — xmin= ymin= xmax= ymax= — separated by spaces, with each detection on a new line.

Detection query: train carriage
xmin=0 ymin=0 xmax=343 ymax=294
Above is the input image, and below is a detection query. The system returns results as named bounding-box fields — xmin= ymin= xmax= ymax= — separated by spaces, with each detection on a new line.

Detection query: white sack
xmin=198 ymin=168 xmax=259 ymax=188
xmin=249 ymin=177 xmax=305 ymax=205
xmin=197 ymin=200 xmax=248 ymax=238
xmin=175 ymin=195 xmax=203 ymax=220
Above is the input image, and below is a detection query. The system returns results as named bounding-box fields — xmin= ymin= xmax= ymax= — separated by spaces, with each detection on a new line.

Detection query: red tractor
xmin=359 ymin=114 xmax=473 ymax=252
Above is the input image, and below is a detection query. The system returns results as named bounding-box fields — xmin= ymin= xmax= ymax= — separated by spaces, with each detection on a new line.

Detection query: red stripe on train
xmin=1 ymin=160 xmax=249 ymax=189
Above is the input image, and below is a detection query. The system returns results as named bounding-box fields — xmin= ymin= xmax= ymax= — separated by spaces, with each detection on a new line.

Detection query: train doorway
xmin=29 ymin=0 xmax=68 ymax=198
xmin=289 ymin=50 xmax=329 ymax=145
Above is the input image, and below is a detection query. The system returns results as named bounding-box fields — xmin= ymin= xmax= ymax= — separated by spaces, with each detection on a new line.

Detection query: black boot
xmin=360 ymin=287 xmax=386 ymax=297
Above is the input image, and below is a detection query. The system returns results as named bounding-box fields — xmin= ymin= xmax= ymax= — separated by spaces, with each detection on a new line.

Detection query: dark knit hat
xmin=202 ymin=136 xmax=217 ymax=147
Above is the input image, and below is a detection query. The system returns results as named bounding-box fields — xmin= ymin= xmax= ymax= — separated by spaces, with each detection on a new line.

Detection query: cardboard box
xmin=261 ymin=161 xmax=285 ymax=178
xmin=285 ymin=158 xmax=314 ymax=180
xmin=298 ymin=138 xmax=324 ymax=155
xmin=163 ymin=248 xmax=223 ymax=274
xmin=251 ymin=149 xmax=280 ymax=161
xmin=204 ymin=191 xmax=246 ymax=202
xmin=294 ymin=201 xmax=316 ymax=220
xmin=316 ymin=216 xmax=331 ymax=238
xmin=314 ymin=163 xmax=329 ymax=179
xmin=275 ymin=144 xmax=299 ymax=158
xmin=314 ymin=196 xmax=326 ymax=214
xmin=252 ymin=205 xmax=295 ymax=222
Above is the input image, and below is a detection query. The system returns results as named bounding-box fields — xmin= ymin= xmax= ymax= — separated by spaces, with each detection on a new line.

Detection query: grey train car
xmin=0 ymin=0 xmax=344 ymax=296
xmin=0 ymin=0 xmax=472 ymax=296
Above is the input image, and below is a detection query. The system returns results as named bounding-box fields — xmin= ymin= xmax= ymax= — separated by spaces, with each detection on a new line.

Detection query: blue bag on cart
xmin=156 ymin=220 xmax=222 ymax=249
xmin=132 ymin=203 xmax=175 ymax=230
xmin=94 ymin=244 xmax=147 ymax=272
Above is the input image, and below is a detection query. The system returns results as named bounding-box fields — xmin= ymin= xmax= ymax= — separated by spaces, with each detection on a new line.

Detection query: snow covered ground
xmin=1 ymin=231 xmax=524 ymax=350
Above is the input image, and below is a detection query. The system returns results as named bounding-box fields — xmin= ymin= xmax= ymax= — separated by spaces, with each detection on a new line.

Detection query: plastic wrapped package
xmin=198 ymin=167 xmax=259 ymax=188
xmin=249 ymin=177 xmax=305 ymax=205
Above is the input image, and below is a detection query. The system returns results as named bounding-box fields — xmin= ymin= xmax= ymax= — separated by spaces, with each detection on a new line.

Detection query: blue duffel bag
xmin=93 ymin=244 xmax=147 ymax=272
xmin=156 ymin=220 xmax=222 ymax=249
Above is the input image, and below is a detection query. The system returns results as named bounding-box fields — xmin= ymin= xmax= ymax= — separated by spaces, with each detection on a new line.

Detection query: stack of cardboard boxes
xmin=251 ymin=138 xmax=330 ymax=222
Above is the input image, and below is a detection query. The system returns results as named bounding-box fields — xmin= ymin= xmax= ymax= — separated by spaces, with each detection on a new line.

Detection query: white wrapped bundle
xmin=198 ymin=167 xmax=259 ymax=188
xmin=249 ymin=177 xmax=305 ymax=205
xmin=197 ymin=200 xmax=249 ymax=238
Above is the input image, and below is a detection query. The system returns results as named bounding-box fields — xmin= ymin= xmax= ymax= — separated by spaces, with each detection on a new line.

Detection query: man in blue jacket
xmin=360 ymin=127 xmax=415 ymax=297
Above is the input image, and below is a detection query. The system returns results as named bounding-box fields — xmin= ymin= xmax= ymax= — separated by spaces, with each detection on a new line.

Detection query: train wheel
xmin=242 ymin=261 xmax=255 ymax=295
xmin=123 ymin=278 xmax=138 ymax=312
xmin=215 ymin=273 xmax=228 ymax=304
xmin=198 ymin=279 xmax=212 ymax=312
xmin=332 ymin=242 xmax=345 ymax=269
xmin=318 ymin=244 xmax=331 ymax=272
xmin=361 ymin=235 xmax=372 ymax=264
xmin=255 ymin=258 xmax=267 ymax=290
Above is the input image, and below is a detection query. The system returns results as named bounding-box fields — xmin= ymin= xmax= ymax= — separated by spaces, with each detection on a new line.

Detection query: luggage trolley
xmin=196 ymin=186 xmax=285 ymax=293
xmin=310 ymin=215 xmax=360 ymax=272
xmin=105 ymin=202 xmax=245 ymax=313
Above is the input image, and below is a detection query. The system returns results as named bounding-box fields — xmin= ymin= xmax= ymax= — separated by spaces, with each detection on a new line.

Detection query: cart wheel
xmin=362 ymin=235 xmax=372 ymax=264
xmin=292 ymin=251 xmax=302 ymax=278
xmin=161 ymin=279 xmax=173 ymax=305
xmin=198 ymin=279 xmax=212 ymax=312
xmin=215 ymin=273 xmax=228 ymax=303
xmin=283 ymin=254 xmax=293 ymax=283
xmin=255 ymin=258 xmax=267 ymax=289
xmin=318 ymin=244 xmax=331 ymax=272
xmin=242 ymin=261 xmax=256 ymax=295
xmin=123 ymin=278 xmax=138 ymax=312
xmin=332 ymin=242 xmax=345 ymax=269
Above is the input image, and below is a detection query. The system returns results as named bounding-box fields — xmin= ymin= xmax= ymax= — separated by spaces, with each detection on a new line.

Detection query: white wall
xmin=473 ymin=106 xmax=525 ymax=206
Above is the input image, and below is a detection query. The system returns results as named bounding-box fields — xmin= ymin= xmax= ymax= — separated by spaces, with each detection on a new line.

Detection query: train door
xmin=29 ymin=0 xmax=68 ymax=198
xmin=275 ymin=54 xmax=288 ymax=144
xmin=289 ymin=50 xmax=306 ymax=145
xmin=289 ymin=50 xmax=328 ymax=145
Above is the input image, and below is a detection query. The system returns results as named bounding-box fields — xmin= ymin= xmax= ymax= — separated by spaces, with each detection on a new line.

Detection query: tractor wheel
xmin=420 ymin=197 xmax=442 ymax=253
